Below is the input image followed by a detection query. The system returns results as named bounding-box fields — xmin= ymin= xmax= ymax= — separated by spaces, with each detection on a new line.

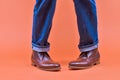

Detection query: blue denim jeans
xmin=32 ymin=0 xmax=98 ymax=52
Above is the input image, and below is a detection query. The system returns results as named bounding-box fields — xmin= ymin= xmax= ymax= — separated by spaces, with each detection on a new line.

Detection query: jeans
xmin=32 ymin=0 xmax=98 ymax=52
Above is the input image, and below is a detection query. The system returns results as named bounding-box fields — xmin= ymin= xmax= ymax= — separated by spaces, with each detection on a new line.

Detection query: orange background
xmin=0 ymin=0 xmax=120 ymax=80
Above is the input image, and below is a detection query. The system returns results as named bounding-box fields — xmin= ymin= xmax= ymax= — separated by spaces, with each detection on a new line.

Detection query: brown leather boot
xmin=69 ymin=48 xmax=100 ymax=69
xmin=31 ymin=51 xmax=61 ymax=71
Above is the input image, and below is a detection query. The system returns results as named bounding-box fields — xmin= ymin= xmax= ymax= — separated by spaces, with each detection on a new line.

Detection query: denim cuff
xmin=80 ymin=44 xmax=98 ymax=52
xmin=32 ymin=46 xmax=50 ymax=52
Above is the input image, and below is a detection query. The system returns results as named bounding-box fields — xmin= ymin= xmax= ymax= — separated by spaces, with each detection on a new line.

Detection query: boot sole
xmin=31 ymin=62 xmax=61 ymax=71
xmin=69 ymin=60 xmax=100 ymax=70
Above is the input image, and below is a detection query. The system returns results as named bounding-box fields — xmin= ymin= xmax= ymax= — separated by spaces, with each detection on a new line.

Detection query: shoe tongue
xmin=37 ymin=52 xmax=50 ymax=60
xmin=43 ymin=52 xmax=51 ymax=61
xmin=87 ymin=52 xmax=93 ymax=58
xmin=80 ymin=52 xmax=88 ymax=57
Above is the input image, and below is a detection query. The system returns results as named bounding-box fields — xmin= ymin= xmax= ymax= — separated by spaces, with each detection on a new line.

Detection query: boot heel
xmin=31 ymin=61 xmax=37 ymax=67
xmin=94 ymin=60 xmax=100 ymax=65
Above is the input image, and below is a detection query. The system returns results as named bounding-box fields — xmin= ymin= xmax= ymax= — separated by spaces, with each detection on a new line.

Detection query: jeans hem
xmin=79 ymin=43 xmax=98 ymax=52
xmin=32 ymin=43 xmax=50 ymax=52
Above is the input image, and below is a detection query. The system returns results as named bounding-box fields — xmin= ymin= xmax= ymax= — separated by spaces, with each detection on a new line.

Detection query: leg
xmin=31 ymin=0 xmax=61 ymax=71
xmin=69 ymin=0 xmax=100 ymax=69
xmin=74 ymin=0 xmax=98 ymax=52
xmin=32 ymin=0 xmax=56 ymax=52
